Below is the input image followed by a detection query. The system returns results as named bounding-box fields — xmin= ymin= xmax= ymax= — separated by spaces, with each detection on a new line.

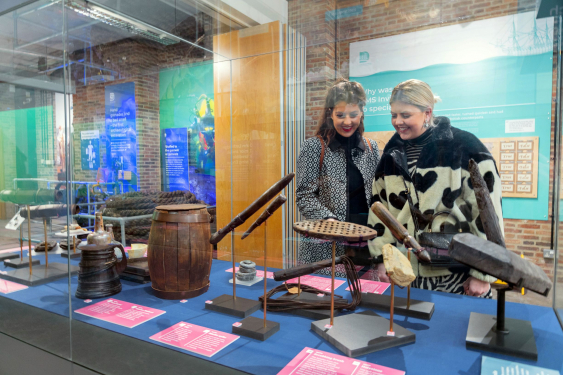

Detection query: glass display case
xmin=0 ymin=0 xmax=561 ymax=374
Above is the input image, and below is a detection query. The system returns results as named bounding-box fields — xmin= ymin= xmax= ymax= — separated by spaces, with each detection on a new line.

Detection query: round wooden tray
xmin=293 ymin=220 xmax=377 ymax=242
xmin=155 ymin=204 xmax=207 ymax=212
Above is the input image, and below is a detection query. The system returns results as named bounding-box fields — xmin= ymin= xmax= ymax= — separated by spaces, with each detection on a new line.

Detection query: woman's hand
xmin=376 ymin=262 xmax=390 ymax=283
xmin=463 ymin=277 xmax=490 ymax=297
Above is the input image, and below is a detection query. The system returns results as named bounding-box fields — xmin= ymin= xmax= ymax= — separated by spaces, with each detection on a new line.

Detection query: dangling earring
xmin=424 ymin=118 xmax=429 ymax=128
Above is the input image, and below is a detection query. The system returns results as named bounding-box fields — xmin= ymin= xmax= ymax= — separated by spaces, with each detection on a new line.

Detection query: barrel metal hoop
xmin=152 ymin=212 xmax=210 ymax=223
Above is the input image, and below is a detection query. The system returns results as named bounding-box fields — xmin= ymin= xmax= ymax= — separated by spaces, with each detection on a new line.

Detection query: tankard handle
xmin=113 ymin=244 xmax=128 ymax=274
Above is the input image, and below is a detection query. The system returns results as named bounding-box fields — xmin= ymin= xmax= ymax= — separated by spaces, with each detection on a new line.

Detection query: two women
xmin=297 ymin=79 xmax=503 ymax=296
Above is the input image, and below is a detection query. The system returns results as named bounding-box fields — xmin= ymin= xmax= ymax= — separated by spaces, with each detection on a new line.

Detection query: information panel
xmin=162 ymin=128 xmax=190 ymax=192
xmin=105 ymin=82 xmax=137 ymax=190
xmin=81 ymin=130 xmax=99 ymax=171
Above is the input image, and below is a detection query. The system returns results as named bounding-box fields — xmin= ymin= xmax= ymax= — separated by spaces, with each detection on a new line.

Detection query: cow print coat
xmin=296 ymin=133 xmax=380 ymax=276
xmin=367 ymin=117 xmax=503 ymax=282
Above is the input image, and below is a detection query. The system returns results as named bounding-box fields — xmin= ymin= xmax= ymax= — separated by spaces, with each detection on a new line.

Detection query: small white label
xmin=502 ymin=184 xmax=514 ymax=192
xmin=180 ymin=299 xmax=188 ymax=303
xmin=518 ymin=141 xmax=533 ymax=150
xmin=517 ymin=174 xmax=532 ymax=182
xmin=501 ymin=142 xmax=515 ymax=150
xmin=518 ymin=152 xmax=532 ymax=161
xmin=232 ymin=322 xmax=242 ymax=327
xmin=387 ymin=331 xmax=395 ymax=336
xmin=205 ymin=300 xmax=213 ymax=304
xmin=324 ymin=324 xmax=333 ymax=329
xmin=517 ymin=185 xmax=532 ymax=193
xmin=84 ymin=299 xmax=92 ymax=303
xmin=5 ymin=211 xmax=25 ymax=230
xmin=500 ymin=164 xmax=514 ymax=171
xmin=500 ymin=153 xmax=515 ymax=161
xmin=317 ymin=293 xmax=324 ymax=297
xmin=518 ymin=163 xmax=532 ymax=171
xmin=505 ymin=119 xmax=535 ymax=133
xmin=500 ymin=174 xmax=514 ymax=182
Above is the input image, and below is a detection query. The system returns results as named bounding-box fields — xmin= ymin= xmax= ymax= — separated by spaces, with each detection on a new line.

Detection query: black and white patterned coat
xmin=367 ymin=117 xmax=503 ymax=282
xmin=296 ymin=134 xmax=380 ymax=275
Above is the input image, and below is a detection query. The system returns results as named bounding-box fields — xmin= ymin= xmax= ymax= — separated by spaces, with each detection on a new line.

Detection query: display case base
xmin=273 ymin=292 xmax=344 ymax=320
xmin=0 ymin=263 xmax=79 ymax=286
xmin=60 ymin=250 xmax=82 ymax=259
xmin=4 ymin=258 xmax=40 ymax=269
xmin=0 ymin=252 xmax=20 ymax=262
xmin=360 ymin=293 xmax=435 ymax=320
xmin=204 ymin=294 xmax=261 ymax=318
xmin=232 ymin=316 xmax=280 ymax=341
xmin=229 ymin=277 xmax=263 ymax=286
xmin=311 ymin=310 xmax=415 ymax=357
xmin=466 ymin=312 xmax=537 ymax=360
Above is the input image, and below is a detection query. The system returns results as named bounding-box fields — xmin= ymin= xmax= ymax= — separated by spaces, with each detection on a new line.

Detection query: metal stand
xmin=205 ymin=231 xmax=261 ymax=318
xmin=466 ymin=288 xmax=537 ymax=360
xmin=233 ymin=222 xmax=280 ymax=340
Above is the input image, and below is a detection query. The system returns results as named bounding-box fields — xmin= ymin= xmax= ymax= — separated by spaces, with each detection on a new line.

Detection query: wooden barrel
xmin=76 ymin=243 xmax=127 ymax=299
xmin=147 ymin=204 xmax=212 ymax=299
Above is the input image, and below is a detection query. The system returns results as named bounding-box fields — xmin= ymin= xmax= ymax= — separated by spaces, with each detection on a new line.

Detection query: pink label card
xmin=226 ymin=267 xmax=274 ymax=279
xmin=75 ymin=299 xmax=166 ymax=328
xmin=286 ymin=275 xmax=345 ymax=292
xmin=150 ymin=322 xmax=239 ymax=357
xmin=278 ymin=347 xmax=405 ymax=375
xmin=345 ymin=279 xmax=390 ymax=294
xmin=0 ymin=279 xmax=28 ymax=294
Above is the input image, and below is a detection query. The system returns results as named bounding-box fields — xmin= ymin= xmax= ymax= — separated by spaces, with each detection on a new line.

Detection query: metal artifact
xmin=20 ymin=204 xmax=79 ymax=219
xmin=370 ymin=202 xmax=432 ymax=263
xmin=237 ymin=260 xmax=256 ymax=281
xmin=87 ymin=212 xmax=112 ymax=246
xmin=0 ymin=189 xmax=65 ymax=205
xmin=468 ymin=159 xmax=505 ymax=247
xmin=449 ymin=233 xmax=552 ymax=296
xmin=210 ymin=173 xmax=295 ymax=244
xmin=241 ymin=195 xmax=287 ymax=239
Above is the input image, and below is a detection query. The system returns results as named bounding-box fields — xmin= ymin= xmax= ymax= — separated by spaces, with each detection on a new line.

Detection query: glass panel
xmin=0 ymin=0 xmax=71 ymax=360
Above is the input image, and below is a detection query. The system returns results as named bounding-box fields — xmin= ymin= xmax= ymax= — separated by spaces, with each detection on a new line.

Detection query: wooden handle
xmin=371 ymin=202 xmax=420 ymax=249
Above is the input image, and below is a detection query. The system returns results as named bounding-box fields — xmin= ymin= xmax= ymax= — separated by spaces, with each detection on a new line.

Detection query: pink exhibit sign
xmin=278 ymin=347 xmax=405 ymax=375
xmin=0 ymin=279 xmax=28 ymax=294
xmin=75 ymin=298 xmax=165 ymax=328
xmin=226 ymin=267 xmax=274 ymax=279
xmin=286 ymin=275 xmax=345 ymax=292
xmin=346 ymin=279 xmax=390 ymax=294
xmin=150 ymin=322 xmax=239 ymax=357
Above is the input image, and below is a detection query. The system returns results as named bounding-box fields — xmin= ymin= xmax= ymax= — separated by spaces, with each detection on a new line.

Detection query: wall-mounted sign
xmin=81 ymin=130 xmax=99 ymax=171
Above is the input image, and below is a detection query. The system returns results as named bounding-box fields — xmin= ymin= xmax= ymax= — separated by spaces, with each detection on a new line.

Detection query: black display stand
xmin=205 ymin=294 xmax=261 ymax=318
xmin=273 ymin=292 xmax=345 ymax=320
xmin=465 ymin=289 xmax=537 ymax=360
xmin=232 ymin=316 xmax=280 ymax=341
xmin=0 ymin=263 xmax=79 ymax=286
xmin=361 ymin=293 xmax=435 ymax=320
xmin=60 ymin=249 xmax=82 ymax=259
xmin=4 ymin=257 xmax=40 ymax=269
xmin=311 ymin=310 xmax=415 ymax=357
xmin=120 ymin=259 xmax=150 ymax=284
xmin=0 ymin=252 xmax=19 ymax=262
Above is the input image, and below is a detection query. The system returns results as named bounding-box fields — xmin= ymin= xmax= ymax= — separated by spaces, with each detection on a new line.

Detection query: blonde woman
xmin=367 ymin=79 xmax=503 ymax=297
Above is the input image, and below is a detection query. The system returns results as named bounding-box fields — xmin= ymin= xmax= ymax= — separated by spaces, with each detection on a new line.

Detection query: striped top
xmin=405 ymin=127 xmax=433 ymax=176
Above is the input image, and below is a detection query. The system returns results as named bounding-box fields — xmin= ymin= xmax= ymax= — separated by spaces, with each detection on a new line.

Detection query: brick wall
xmin=288 ymin=0 xmax=561 ymax=281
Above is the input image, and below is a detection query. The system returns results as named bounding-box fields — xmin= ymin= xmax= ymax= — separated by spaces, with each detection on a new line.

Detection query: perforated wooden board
xmin=293 ymin=220 xmax=378 ymax=242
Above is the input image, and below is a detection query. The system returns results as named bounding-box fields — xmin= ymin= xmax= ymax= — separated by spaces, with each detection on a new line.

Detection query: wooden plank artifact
xmin=468 ymin=159 xmax=505 ymax=247
xmin=273 ymin=256 xmax=345 ymax=282
xmin=292 ymin=220 xmax=377 ymax=243
xmin=449 ymin=233 xmax=552 ymax=296
xmin=241 ymin=195 xmax=287 ymax=239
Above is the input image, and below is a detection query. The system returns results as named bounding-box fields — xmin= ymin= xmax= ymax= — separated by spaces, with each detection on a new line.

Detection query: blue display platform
xmin=1 ymin=254 xmax=562 ymax=375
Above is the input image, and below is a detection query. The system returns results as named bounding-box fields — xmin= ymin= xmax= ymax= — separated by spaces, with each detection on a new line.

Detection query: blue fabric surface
xmin=1 ymin=254 xmax=562 ymax=375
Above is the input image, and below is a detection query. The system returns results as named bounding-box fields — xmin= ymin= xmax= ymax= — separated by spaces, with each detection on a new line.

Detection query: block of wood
xmin=382 ymin=244 xmax=416 ymax=287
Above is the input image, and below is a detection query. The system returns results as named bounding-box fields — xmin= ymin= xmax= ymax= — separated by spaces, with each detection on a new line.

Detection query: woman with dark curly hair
xmin=296 ymin=79 xmax=381 ymax=276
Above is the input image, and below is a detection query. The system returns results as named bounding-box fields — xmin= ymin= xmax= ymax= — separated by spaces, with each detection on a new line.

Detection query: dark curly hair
xmin=314 ymin=78 xmax=367 ymax=145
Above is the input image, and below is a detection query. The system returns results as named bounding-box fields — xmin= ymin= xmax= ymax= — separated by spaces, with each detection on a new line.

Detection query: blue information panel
xmin=105 ymin=82 xmax=137 ymax=191
xmin=163 ymin=128 xmax=189 ymax=192
xmin=81 ymin=130 xmax=99 ymax=171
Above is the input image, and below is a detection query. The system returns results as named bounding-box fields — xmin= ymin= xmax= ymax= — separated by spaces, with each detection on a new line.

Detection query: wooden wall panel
xmin=214 ymin=22 xmax=284 ymax=268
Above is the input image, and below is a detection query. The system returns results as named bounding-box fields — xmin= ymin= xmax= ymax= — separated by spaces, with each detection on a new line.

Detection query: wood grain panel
xmin=148 ymin=220 xmax=166 ymax=291
xmin=214 ymin=22 xmax=285 ymax=268
xmin=164 ymin=222 xmax=178 ymax=291
xmin=177 ymin=222 xmax=190 ymax=291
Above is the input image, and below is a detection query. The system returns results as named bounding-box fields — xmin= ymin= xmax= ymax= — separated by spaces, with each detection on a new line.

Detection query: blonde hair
xmin=389 ymin=79 xmax=441 ymax=125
